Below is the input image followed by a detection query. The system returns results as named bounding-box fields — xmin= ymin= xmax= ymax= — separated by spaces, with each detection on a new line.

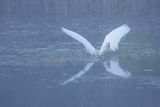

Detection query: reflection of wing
xmin=103 ymin=59 xmax=131 ymax=78
xmin=61 ymin=27 xmax=96 ymax=55
xmin=100 ymin=24 xmax=130 ymax=53
xmin=61 ymin=62 xmax=94 ymax=85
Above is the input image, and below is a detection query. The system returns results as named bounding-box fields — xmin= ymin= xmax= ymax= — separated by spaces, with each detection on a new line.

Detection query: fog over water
xmin=0 ymin=0 xmax=160 ymax=107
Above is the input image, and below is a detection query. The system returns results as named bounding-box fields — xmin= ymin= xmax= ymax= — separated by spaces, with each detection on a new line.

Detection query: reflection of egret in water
xmin=61 ymin=62 xmax=94 ymax=85
xmin=61 ymin=58 xmax=131 ymax=85
xmin=103 ymin=59 xmax=131 ymax=78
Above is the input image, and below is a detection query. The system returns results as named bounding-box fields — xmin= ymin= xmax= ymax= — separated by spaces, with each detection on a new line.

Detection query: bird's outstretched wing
xmin=61 ymin=62 xmax=94 ymax=85
xmin=61 ymin=27 xmax=96 ymax=55
xmin=103 ymin=59 xmax=131 ymax=78
xmin=100 ymin=24 xmax=130 ymax=54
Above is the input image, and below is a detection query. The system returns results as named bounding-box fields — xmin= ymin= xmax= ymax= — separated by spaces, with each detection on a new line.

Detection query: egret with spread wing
xmin=61 ymin=24 xmax=130 ymax=57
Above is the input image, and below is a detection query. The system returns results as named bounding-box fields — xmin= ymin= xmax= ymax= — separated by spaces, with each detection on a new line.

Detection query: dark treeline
xmin=0 ymin=0 xmax=160 ymax=18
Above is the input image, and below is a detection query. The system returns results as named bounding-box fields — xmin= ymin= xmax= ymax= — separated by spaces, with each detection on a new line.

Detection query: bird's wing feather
xmin=100 ymin=24 xmax=130 ymax=53
xmin=61 ymin=27 xmax=96 ymax=55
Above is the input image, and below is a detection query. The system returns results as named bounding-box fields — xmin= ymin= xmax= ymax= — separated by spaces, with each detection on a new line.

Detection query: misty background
xmin=0 ymin=0 xmax=160 ymax=19
xmin=0 ymin=1 xmax=160 ymax=107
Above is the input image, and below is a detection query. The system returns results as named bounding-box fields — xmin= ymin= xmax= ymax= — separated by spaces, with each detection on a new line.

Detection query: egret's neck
xmin=93 ymin=50 xmax=103 ymax=61
xmin=94 ymin=50 xmax=109 ymax=61
xmin=93 ymin=50 xmax=100 ymax=56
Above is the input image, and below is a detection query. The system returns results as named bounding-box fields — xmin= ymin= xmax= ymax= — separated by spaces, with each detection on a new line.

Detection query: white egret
xmin=61 ymin=24 xmax=130 ymax=57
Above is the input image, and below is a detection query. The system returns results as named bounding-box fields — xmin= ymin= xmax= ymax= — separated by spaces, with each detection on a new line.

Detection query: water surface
xmin=0 ymin=18 xmax=160 ymax=107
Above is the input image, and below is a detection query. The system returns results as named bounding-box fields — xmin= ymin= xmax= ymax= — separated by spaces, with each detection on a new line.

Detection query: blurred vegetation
xmin=0 ymin=0 xmax=160 ymax=18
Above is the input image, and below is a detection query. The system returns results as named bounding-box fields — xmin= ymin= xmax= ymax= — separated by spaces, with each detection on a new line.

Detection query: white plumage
xmin=61 ymin=24 xmax=130 ymax=57
xmin=61 ymin=27 xmax=96 ymax=55
xmin=100 ymin=24 xmax=130 ymax=53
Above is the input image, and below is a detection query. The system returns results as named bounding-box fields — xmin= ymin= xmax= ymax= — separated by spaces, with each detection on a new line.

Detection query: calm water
xmin=0 ymin=17 xmax=160 ymax=107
